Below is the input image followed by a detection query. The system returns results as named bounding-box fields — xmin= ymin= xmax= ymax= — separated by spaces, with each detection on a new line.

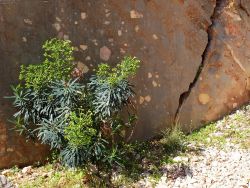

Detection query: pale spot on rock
xmin=85 ymin=56 xmax=91 ymax=61
xmin=53 ymin=23 xmax=61 ymax=31
xmin=246 ymin=77 xmax=250 ymax=90
xmin=106 ymin=13 xmax=111 ymax=17
xmin=80 ymin=44 xmax=88 ymax=51
xmin=135 ymin=25 xmax=140 ymax=32
xmin=152 ymin=34 xmax=159 ymax=40
xmin=130 ymin=10 xmax=143 ymax=19
xmin=108 ymin=38 xmax=114 ymax=42
xmin=152 ymin=80 xmax=158 ymax=87
xmin=118 ymin=30 xmax=122 ymax=36
xmin=198 ymin=93 xmax=210 ymax=105
xmin=81 ymin=12 xmax=87 ymax=20
xmin=92 ymin=39 xmax=98 ymax=46
xmin=22 ymin=37 xmax=27 ymax=42
xmin=24 ymin=18 xmax=32 ymax=25
xmin=63 ymin=34 xmax=69 ymax=40
xmin=56 ymin=17 xmax=61 ymax=22
xmin=145 ymin=95 xmax=151 ymax=102
xmin=233 ymin=103 xmax=238 ymax=108
xmin=148 ymin=73 xmax=152 ymax=79
xmin=100 ymin=46 xmax=111 ymax=61
xmin=6 ymin=148 xmax=14 ymax=152
xmin=139 ymin=96 xmax=144 ymax=104
xmin=120 ymin=48 xmax=126 ymax=54
xmin=104 ymin=21 xmax=110 ymax=25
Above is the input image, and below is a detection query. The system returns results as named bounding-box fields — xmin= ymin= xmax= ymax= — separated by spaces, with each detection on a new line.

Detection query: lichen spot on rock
xmin=79 ymin=44 xmax=88 ymax=51
xmin=53 ymin=23 xmax=61 ymax=32
xmin=198 ymin=93 xmax=210 ymax=105
xmin=139 ymin=96 xmax=144 ymax=104
xmin=23 ymin=18 xmax=32 ymax=25
xmin=148 ymin=72 xmax=153 ymax=79
xmin=152 ymin=34 xmax=159 ymax=40
xmin=145 ymin=95 xmax=152 ymax=102
xmin=81 ymin=12 xmax=87 ymax=20
xmin=100 ymin=46 xmax=111 ymax=61
xmin=130 ymin=10 xmax=143 ymax=19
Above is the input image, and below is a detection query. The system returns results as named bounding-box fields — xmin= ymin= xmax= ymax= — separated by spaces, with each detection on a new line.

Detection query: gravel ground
xmin=137 ymin=108 xmax=250 ymax=188
xmin=153 ymin=147 xmax=250 ymax=188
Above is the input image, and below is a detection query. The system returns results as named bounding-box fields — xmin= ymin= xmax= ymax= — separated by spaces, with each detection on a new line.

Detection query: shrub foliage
xmin=9 ymin=38 xmax=140 ymax=173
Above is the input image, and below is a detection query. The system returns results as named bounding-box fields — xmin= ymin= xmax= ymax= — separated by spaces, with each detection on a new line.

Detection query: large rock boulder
xmin=178 ymin=0 xmax=250 ymax=131
xmin=74 ymin=0 xmax=215 ymax=139
xmin=1 ymin=0 xmax=250 ymax=168
xmin=0 ymin=1 xmax=54 ymax=169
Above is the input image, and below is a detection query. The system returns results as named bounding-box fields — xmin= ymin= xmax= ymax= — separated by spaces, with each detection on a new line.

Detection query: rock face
xmin=0 ymin=0 xmax=250 ymax=168
xmin=178 ymin=0 xmax=250 ymax=131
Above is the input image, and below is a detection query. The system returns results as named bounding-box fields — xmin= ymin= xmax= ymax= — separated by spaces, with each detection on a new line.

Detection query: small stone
xmin=21 ymin=166 xmax=32 ymax=174
xmin=1 ymin=169 xmax=12 ymax=176
xmin=211 ymin=161 xmax=218 ymax=167
xmin=231 ymin=152 xmax=241 ymax=161
xmin=17 ymin=173 xmax=23 ymax=178
xmin=42 ymin=171 xmax=54 ymax=178
xmin=173 ymin=156 xmax=189 ymax=163
xmin=0 ymin=175 xmax=7 ymax=185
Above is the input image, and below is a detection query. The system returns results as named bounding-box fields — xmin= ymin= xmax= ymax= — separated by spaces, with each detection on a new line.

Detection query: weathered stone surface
xmin=5 ymin=0 xmax=250 ymax=168
xmin=0 ymin=0 xmax=53 ymax=169
xmin=178 ymin=0 xmax=250 ymax=131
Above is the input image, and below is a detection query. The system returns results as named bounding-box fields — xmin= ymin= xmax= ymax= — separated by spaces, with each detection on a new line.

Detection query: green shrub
xmin=96 ymin=56 xmax=140 ymax=86
xmin=160 ymin=126 xmax=186 ymax=153
xmin=8 ymin=38 xmax=140 ymax=184
xmin=64 ymin=111 xmax=96 ymax=147
xmin=19 ymin=39 xmax=74 ymax=90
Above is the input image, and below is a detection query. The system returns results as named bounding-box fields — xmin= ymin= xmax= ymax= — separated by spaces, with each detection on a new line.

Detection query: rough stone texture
xmin=178 ymin=0 xmax=250 ymax=131
xmin=0 ymin=1 xmax=53 ymax=169
xmin=3 ymin=0 xmax=250 ymax=168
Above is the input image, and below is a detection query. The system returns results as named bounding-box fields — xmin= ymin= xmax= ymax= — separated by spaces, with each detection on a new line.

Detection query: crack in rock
xmin=240 ymin=0 xmax=250 ymax=16
xmin=174 ymin=0 xmax=225 ymax=123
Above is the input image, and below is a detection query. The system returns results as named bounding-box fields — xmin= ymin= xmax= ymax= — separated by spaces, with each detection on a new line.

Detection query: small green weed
xmin=160 ymin=126 xmax=186 ymax=153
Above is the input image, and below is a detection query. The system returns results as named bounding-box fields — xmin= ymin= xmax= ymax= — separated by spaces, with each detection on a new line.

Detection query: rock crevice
xmin=175 ymin=0 xmax=225 ymax=124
